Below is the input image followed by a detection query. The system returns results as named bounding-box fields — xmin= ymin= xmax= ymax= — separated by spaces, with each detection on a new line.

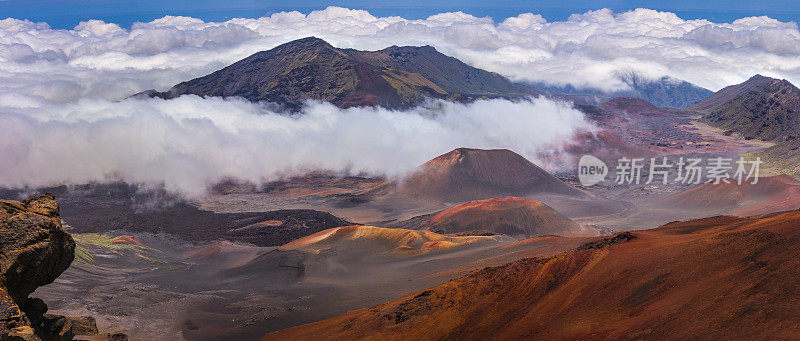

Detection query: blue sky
xmin=3 ymin=0 xmax=800 ymax=28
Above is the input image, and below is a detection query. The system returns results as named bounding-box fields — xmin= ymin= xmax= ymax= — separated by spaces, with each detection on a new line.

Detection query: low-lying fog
xmin=0 ymin=96 xmax=593 ymax=195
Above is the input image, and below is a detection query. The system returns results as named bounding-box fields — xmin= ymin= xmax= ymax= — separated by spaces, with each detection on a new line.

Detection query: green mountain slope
xmin=748 ymin=138 xmax=800 ymax=177
xmin=344 ymin=45 xmax=536 ymax=97
xmin=689 ymin=74 xmax=800 ymax=141
xmin=143 ymin=37 xmax=540 ymax=109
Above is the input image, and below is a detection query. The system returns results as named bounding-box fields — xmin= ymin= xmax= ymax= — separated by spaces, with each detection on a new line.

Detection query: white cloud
xmin=3 ymin=6 xmax=800 ymax=194
xmin=0 ymin=96 xmax=591 ymax=195
xmin=1 ymin=6 xmax=800 ymax=102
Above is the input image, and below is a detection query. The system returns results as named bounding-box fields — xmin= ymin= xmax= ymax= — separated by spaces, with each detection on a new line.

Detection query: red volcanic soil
xmin=399 ymin=148 xmax=581 ymax=202
xmin=428 ymin=196 xmax=591 ymax=238
xmin=339 ymin=93 xmax=380 ymax=108
xmin=110 ymin=235 xmax=143 ymax=246
xmin=249 ymin=220 xmax=283 ymax=227
xmin=564 ymin=130 xmax=645 ymax=160
xmin=277 ymin=225 xmax=497 ymax=256
xmin=663 ymin=174 xmax=800 ymax=215
xmin=184 ymin=241 xmax=254 ymax=260
xmin=266 ymin=210 xmax=800 ymax=340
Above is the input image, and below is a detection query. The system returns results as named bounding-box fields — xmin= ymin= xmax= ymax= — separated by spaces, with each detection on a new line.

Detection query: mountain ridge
xmin=690 ymin=74 xmax=800 ymax=141
xmin=537 ymin=74 xmax=713 ymax=109
xmin=142 ymin=37 xmax=541 ymax=109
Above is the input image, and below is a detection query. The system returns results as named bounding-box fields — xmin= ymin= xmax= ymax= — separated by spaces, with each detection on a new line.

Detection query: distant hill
xmin=600 ymin=96 xmax=658 ymax=113
xmin=278 ymin=225 xmax=499 ymax=256
xmin=539 ymin=74 xmax=713 ymax=109
xmin=419 ymin=196 xmax=593 ymax=238
xmin=599 ymin=97 xmax=687 ymax=117
xmin=397 ymin=148 xmax=581 ymax=202
xmin=689 ymin=74 xmax=800 ymax=141
xmin=225 ymin=224 xmax=510 ymax=280
xmin=618 ymin=74 xmax=714 ymax=109
xmin=662 ymin=174 xmax=800 ymax=215
xmin=140 ymin=37 xmax=541 ymax=109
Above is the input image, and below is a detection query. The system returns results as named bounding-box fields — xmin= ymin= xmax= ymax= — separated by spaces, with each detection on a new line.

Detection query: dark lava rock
xmin=2 ymin=183 xmax=353 ymax=247
xmin=0 ymin=194 xmax=102 ymax=340
xmin=0 ymin=194 xmax=75 ymax=303
xmin=19 ymin=298 xmax=48 ymax=327
xmin=183 ymin=320 xmax=199 ymax=331
xmin=108 ymin=333 xmax=129 ymax=341
xmin=1 ymin=194 xmax=75 ymax=339
xmin=576 ymin=231 xmax=637 ymax=251
xmin=40 ymin=314 xmax=98 ymax=339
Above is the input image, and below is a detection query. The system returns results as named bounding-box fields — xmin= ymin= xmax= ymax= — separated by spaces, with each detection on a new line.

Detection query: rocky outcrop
xmin=0 ymin=194 xmax=73 ymax=304
xmin=0 ymin=194 xmax=103 ymax=340
xmin=39 ymin=314 xmax=98 ymax=338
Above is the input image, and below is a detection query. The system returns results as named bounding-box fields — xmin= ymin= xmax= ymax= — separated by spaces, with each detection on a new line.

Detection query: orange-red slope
xmin=428 ymin=196 xmax=592 ymax=238
xmin=266 ymin=210 xmax=800 ymax=340
xmin=663 ymin=174 xmax=800 ymax=215
xmin=399 ymin=148 xmax=581 ymax=202
xmin=184 ymin=241 xmax=255 ymax=260
xmin=110 ymin=235 xmax=143 ymax=246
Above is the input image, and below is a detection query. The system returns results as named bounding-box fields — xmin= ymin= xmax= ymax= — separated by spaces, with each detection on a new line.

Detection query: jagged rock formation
xmin=0 ymin=194 xmax=105 ymax=340
xmin=141 ymin=37 xmax=540 ymax=109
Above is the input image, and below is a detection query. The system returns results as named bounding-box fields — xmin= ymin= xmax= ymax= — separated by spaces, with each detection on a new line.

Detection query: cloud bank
xmin=3 ymin=6 xmax=800 ymax=102
xmin=3 ymin=6 xmax=800 ymax=194
xmin=0 ymin=96 xmax=591 ymax=195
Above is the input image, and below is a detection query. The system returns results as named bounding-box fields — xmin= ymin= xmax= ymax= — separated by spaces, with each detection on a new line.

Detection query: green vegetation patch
xmin=747 ymin=139 xmax=800 ymax=177
xmin=72 ymin=233 xmax=169 ymax=267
